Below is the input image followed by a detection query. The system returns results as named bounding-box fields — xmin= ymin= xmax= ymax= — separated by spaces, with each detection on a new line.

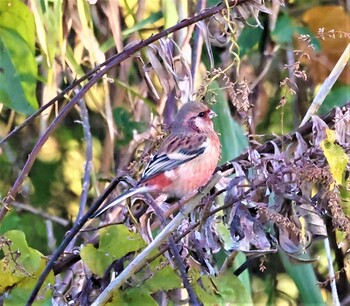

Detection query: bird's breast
xmin=162 ymin=133 xmax=220 ymax=197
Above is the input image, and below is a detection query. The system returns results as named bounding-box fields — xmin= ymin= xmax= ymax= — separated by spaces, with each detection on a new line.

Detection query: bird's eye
xmin=198 ymin=112 xmax=205 ymax=118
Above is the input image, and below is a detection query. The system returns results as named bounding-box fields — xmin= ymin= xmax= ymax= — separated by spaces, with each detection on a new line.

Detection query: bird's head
xmin=172 ymin=101 xmax=217 ymax=133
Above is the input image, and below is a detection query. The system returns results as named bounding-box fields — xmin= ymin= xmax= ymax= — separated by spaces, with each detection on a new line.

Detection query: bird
xmin=91 ymin=101 xmax=221 ymax=218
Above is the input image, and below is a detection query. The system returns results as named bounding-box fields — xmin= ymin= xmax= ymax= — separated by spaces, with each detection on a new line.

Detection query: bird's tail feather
xmin=91 ymin=186 xmax=148 ymax=218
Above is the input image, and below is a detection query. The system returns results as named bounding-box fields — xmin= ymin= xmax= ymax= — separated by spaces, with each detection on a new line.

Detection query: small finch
xmin=92 ymin=101 xmax=221 ymax=218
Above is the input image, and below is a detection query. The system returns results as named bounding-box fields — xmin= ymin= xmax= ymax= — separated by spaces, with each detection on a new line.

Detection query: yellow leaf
xmin=320 ymin=129 xmax=349 ymax=185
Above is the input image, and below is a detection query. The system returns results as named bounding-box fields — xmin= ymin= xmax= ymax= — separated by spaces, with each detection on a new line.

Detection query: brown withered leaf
xmin=205 ymin=15 xmax=230 ymax=48
xmin=229 ymin=203 xmax=272 ymax=252
xmin=312 ymin=115 xmax=329 ymax=146
xmin=334 ymin=107 xmax=350 ymax=146
xmin=145 ymin=45 xmax=174 ymax=94
xmin=299 ymin=204 xmax=327 ymax=240
xmin=143 ymin=39 xmax=193 ymax=100
xmin=196 ymin=21 xmax=215 ymax=67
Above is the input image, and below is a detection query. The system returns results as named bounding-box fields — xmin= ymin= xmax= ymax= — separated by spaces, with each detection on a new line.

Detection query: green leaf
xmin=271 ymin=14 xmax=295 ymax=45
xmin=319 ymin=85 xmax=350 ymax=114
xmin=238 ymin=24 xmax=264 ymax=57
xmin=1 ymin=230 xmax=41 ymax=276
xmin=0 ymin=213 xmax=21 ymax=234
xmin=0 ymin=0 xmax=38 ymax=114
xmin=143 ymin=257 xmax=182 ymax=292
xmin=81 ymin=225 xmax=146 ymax=277
xmin=193 ymin=272 xmax=253 ymax=305
xmin=1 ymin=211 xmax=48 ymax=253
xmin=80 ymin=244 xmax=107 ymax=277
xmin=162 ymin=0 xmax=178 ymax=29
xmin=209 ymin=81 xmax=248 ymax=163
xmin=3 ymin=258 xmax=54 ymax=306
xmin=31 ymin=0 xmax=63 ymax=66
xmin=193 ymin=274 xmax=219 ymax=304
xmin=208 ymin=81 xmax=250 ymax=295
xmin=109 ymin=287 xmax=158 ymax=306
xmin=216 ymin=222 xmax=235 ymax=251
xmin=320 ymin=129 xmax=348 ymax=185
xmin=113 ymin=107 xmax=147 ymax=146
xmin=280 ymin=252 xmax=325 ymax=305
xmin=0 ymin=230 xmax=54 ymax=304
xmin=122 ymin=11 xmax=163 ymax=37
xmin=107 ymin=254 xmax=181 ymax=306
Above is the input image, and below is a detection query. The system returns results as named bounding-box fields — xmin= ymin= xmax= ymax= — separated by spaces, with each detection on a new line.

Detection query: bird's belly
xmin=143 ymin=133 xmax=220 ymax=198
xmin=162 ymin=155 xmax=217 ymax=197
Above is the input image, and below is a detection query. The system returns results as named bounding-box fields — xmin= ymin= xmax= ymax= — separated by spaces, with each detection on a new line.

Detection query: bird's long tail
xmin=91 ymin=186 xmax=148 ymax=218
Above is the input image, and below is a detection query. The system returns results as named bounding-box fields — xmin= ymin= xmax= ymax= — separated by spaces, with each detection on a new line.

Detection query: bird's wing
xmin=140 ymin=133 xmax=208 ymax=183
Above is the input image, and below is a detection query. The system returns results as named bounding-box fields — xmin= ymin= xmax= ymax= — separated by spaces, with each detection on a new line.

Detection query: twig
xmin=143 ymin=194 xmax=201 ymax=305
xmin=250 ymin=45 xmax=280 ymax=91
xmin=191 ymin=0 xmax=206 ymax=80
xmin=91 ymin=173 xmax=222 ymax=306
xmin=45 ymin=220 xmax=57 ymax=253
xmin=66 ymin=99 xmax=93 ymax=252
xmin=12 ymin=201 xmax=69 ymax=227
xmin=285 ymin=47 xmax=299 ymax=128
xmin=76 ymin=100 xmax=93 ymax=221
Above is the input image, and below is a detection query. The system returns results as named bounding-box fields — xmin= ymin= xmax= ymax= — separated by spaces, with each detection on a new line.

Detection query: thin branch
xmin=250 ymin=45 xmax=280 ymax=91
xmin=143 ymin=194 xmax=201 ymax=305
xmin=66 ymin=99 xmax=93 ymax=253
xmin=285 ymin=47 xmax=299 ymax=128
xmin=12 ymin=201 xmax=70 ymax=227
xmin=45 ymin=220 xmax=57 ymax=253
xmin=76 ymin=100 xmax=93 ymax=222
xmin=191 ymin=0 xmax=206 ymax=80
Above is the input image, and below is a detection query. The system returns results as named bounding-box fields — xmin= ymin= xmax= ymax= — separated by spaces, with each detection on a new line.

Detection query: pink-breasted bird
xmin=92 ymin=101 xmax=221 ymax=218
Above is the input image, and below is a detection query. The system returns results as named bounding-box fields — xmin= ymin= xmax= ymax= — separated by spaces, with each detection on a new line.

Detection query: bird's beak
xmin=209 ymin=110 xmax=217 ymax=119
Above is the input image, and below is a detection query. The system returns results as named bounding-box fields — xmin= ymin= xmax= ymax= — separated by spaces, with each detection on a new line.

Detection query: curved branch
xmin=1 ymin=0 xmax=251 ymax=224
xmin=23 ymin=1 xmax=251 ymax=304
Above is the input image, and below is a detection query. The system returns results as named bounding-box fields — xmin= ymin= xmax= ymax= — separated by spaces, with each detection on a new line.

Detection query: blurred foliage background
xmin=0 ymin=0 xmax=349 ymax=305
